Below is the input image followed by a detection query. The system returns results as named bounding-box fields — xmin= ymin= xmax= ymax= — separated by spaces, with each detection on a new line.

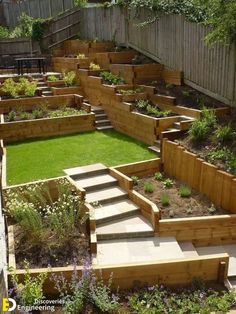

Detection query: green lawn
xmin=7 ymin=130 xmax=156 ymax=185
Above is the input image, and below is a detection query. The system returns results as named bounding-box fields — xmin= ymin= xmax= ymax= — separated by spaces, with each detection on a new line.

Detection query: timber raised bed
xmin=0 ymin=94 xmax=95 ymax=142
xmin=95 ymin=50 xmax=137 ymax=69
xmin=51 ymin=85 xmax=85 ymax=96
xmin=52 ymin=56 xmax=94 ymax=72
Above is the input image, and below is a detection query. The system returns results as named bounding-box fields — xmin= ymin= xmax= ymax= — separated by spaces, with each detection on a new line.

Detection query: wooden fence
xmin=76 ymin=7 xmax=236 ymax=107
xmin=162 ymin=139 xmax=236 ymax=214
xmin=0 ymin=38 xmax=32 ymax=57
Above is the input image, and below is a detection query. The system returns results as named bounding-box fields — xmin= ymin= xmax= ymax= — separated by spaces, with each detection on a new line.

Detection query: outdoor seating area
xmin=0 ymin=0 xmax=236 ymax=313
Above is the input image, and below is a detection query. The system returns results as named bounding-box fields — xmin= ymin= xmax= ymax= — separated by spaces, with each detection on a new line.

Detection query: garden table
xmin=15 ymin=57 xmax=46 ymax=75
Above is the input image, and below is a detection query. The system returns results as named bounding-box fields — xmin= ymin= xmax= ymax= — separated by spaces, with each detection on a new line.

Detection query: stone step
xmin=178 ymin=241 xmax=199 ymax=258
xmin=96 ymin=215 xmax=154 ymax=240
xmin=179 ymin=115 xmax=195 ymax=121
xmin=42 ymin=91 xmax=53 ymax=96
xmin=86 ymin=186 xmax=128 ymax=205
xmin=38 ymin=86 xmax=51 ymax=91
xmin=173 ymin=122 xmax=181 ymax=129
xmin=95 ymin=113 xmax=108 ymax=121
xmin=75 ymin=173 xmax=118 ymax=192
xmin=64 ymin=163 xmax=109 ymax=179
xmin=97 ymin=125 xmax=114 ymax=131
xmin=148 ymin=146 xmax=160 ymax=154
xmin=96 ymin=236 xmax=185 ymax=265
xmin=95 ymin=199 xmax=140 ymax=224
xmin=95 ymin=119 xmax=111 ymax=127
xmin=227 ymin=276 xmax=236 ymax=289
xmin=37 ymin=81 xmax=47 ymax=86
xmin=91 ymin=106 xmax=104 ymax=114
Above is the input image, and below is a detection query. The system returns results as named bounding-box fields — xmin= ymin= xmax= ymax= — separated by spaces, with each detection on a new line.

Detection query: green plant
xmin=48 ymin=106 xmax=86 ymax=118
xmin=201 ymin=106 xmax=217 ymax=127
xmin=0 ymin=26 xmax=10 ymax=39
xmin=47 ymin=75 xmax=58 ymax=82
xmin=154 ymin=172 xmax=163 ymax=181
xmin=77 ymin=53 xmax=86 ymax=59
xmin=89 ymin=62 xmax=101 ymax=70
xmin=20 ymin=112 xmax=31 ymax=121
xmin=146 ymin=104 xmax=170 ymax=117
xmin=10 ymin=261 xmax=47 ymax=306
xmin=182 ymin=90 xmax=190 ymax=97
xmin=100 ymin=71 xmax=124 ymax=85
xmin=163 ymin=178 xmax=174 ymax=188
xmin=144 ymin=181 xmax=154 ymax=193
xmin=7 ymin=110 xmax=17 ymax=122
xmin=32 ymin=108 xmax=44 ymax=119
xmin=188 ymin=119 xmax=209 ymax=141
xmin=179 ymin=185 xmax=192 ymax=198
xmin=166 ymin=83 xmax=174 ymax=89
xmin=1 ymin=78 xmax=18 ymax=98
xmin=161 ymin=193 xmax=170 ymax=206
xmin=74 ymin=0 xmax=88 ymax=7
xmin=63 ymin=71 xmax=77 ymax=86
xmin=117 ymin=88 xmax=143 ymax=95
xmin=216 ymin=125 xmax=235 ymax=143
xmin=135 ymin=99 xmax=150 ymax=109
xmin=131 ymin=176 xmax=139 ymax=185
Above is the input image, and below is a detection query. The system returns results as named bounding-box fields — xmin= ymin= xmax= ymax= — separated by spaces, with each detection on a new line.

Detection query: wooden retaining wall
xmin=162 ymin=139 xmax=236 ymax=214
xmin=9 ymin=254 xmax=229 ymax=294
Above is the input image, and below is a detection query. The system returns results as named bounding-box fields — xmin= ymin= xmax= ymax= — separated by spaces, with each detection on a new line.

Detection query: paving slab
xmin=86 ymin=186 xmax=127 ymax=203
xmin=97 ymin=236 xmax=185 ymax=265
xmin=76 ymin=174 xmax=117 ymax=189
xmin=179 ymin=241 xmax=199 ymax=258
xmin=64 ymin=163 xmax=107 ymax=176
xmin=196 ymin=244 xmax=236 ymax=276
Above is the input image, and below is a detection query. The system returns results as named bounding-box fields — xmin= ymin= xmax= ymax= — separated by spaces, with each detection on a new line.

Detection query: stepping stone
xmin=64 ymin=163 xmax=108 ymax=179
xmin=75 ymin=173 xmax=117 ymax=191
xmin=94 ymin=199 xmax=140 ymax=224
xmin=96 ymin=215 xmax=154 ymax=240
xmin=86 ymin=186 xmax=128 ymax=204
xmin=96 ymin=236 xmax=185 ymax=265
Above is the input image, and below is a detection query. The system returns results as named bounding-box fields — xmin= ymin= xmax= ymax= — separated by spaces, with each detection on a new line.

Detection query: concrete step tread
xmin=180 ymin=115 xmax=195 ymax=121
xmin=95 ymin=119 xmax=110 ymax=124
xmin=178 ymin=241 xmax=199 ymax=258
xmin=75 ymin=174 xmax=117 ymax=189
xmin=96 ymin=215 xmax=153 ymax=235
xmin=64 ymin=163 xmax=107 ymax=177
xmin=96 ymin=236 xmax=185 ymax=265
xmin=148 ymin=146 xmax=160 ymax=153
xmin=87 ymin=186 xmax=127 ymax=203
xmin=94 ymin=199 xmax=140 ymax=222
xmin=97 ymin=126 xmax=114 ymax=130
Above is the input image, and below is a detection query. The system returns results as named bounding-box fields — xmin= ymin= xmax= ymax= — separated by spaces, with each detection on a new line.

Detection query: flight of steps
xmin=65 ymin=163 xmax=187 ymax=266
xmin=36 ymin=77 xmax=53 ymax=97
xmin=148 ymin=115 xmax=195 ymax=155
xmin=91 ymin=106 xmax=113 ymax=131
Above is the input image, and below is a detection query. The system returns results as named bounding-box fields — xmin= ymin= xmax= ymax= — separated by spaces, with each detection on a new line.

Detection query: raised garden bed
xmin=132 ymin=98 xmax=175 ymax=118
xmin=4 ymin=177 xmax=89 ymax=269
xmin=134 ymin=173 xmax=225 ymax=219
xmin=152 ymin=79 xmax=226 ymax=109
xmin=0 ymin=94 xmax=95 ymax=142
xmin=0 ymin=77 xmax=41 ymax=99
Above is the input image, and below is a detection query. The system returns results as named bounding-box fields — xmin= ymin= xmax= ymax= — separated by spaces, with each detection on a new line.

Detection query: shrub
xmin=188 ymin=119 xmax=209 ymax=141
xmin=179 ymin=185 xmax=192 ymax=198
xmin=10 ymin=261 xmax=47 ymax=306
xmin=7 ymin=111 xmax=17 ymax=122
xmin=163 ymin=178 xmax=174 ymax=188
xmin=0 ymin=26 xmax=10 ymax=39
xmin=161 ymin=193 xmax=170 ymax=206
xmin=32 ymin=108 xmax=44 ymax=119
xmin=1 ymin=78 xmax=18 ymax=98
xmin=154 ymin=172 xmax=163 ymax=181
xmin=100 ymin=71 xmax=124 ymax=85
xmin=131 ymin=176 xmax=139 ymax=185
xmin=216 ymin=125 xmax=235 ymax=143
xmin=47 ymin=75 xmax=58 ymax=81
xmin=89 ymin=62 xmax=101 ymax=70
xmin=63 ymin=71 xmax=77 ymax=86
xmin=201 ymin=107 xmax=217 ymax=127
xmin=144 ymin=181 xmax=154 ymax=193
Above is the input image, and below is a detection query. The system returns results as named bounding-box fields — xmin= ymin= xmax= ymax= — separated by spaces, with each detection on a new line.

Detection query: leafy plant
xmin=131 ymin=175 xmax=139 ymax=185
xmin=89 ymin=62 xmax=101 ymax=70
xmin=182 ymin=90 xmax=190 ymax=97
xmin=74 ymin=0 xmax=88 ymax=7
xmin=32 ymin=108 xmax=44 ymax=119
xmin=163 ymin=178 xmax=174 ymax=188
xmin=216 ymin=125 xmax=235 ymax=143
xmin=63 ymin=71 xmax=77 ymax=86
xmin=146 ymin=104 xmax=171 ymax=117
xmin=10 ymin=261 xmax=47 ymax=306
xmin=188 ymin=119 xmax=209 ymax=141
xmin=166 ymin=83 xmax=174 ymax=89
xmin=117 ymin=88 xmax=143 ymax=95
xmin=161 ymin=193 xmax=170 ymax=206
xmin=201 ymin=106 xmax=217 ymax=127
xmin=179 ymin=185 xmax=192 ymax=198
xmin=144 ymin=181 xmax=154 ymax=193
xmin=47 ymin=75 xmax=58 ymax=82
xmin=49 ymin=106 xmax=86 ymax=118
xmin=154 ymin=172 xmax=163 ymax=181
xmin=0 ymin=26 xmax=10 ymax=39
xmin=100 ymin=71 xmax=124 ymax=85
xmin=135 ymin=99 xmax=150 ymax=110
xmin=20 ymin=112 xmax=31 ymax=120
xmin=7 ymin=110 xmax=17 ymax=122
xmin=77 ymin=53 xmax=86 ymax=59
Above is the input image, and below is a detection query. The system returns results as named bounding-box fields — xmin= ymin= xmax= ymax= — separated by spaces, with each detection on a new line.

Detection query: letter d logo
xmin=2 ymin=298 xmax=16 ymax=312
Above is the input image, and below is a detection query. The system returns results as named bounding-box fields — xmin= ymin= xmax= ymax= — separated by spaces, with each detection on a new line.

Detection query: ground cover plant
xmin=5 ymin=104 xmax=87 ymax=122
xmin=178 ymin=108 xmax=236 ymax=175
xmin=134 ymin=99 xmax=172 ymax=118
xmin=4 ymin=178 xmax=89 ymax=268
xmin=134 ymin=172 xmax=224 ymax=218
xmin=150 ymin=80 xmax=224 ymax=109
xmin=7 ymin=130 xmax=156 ymax=185
xmin=0 ymin=78 xmax=38 ymax=99
xmin=100 ymin=71 xmax=125 ymax=85
xmin=117 ymin=87 xmax=144 ymax=95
